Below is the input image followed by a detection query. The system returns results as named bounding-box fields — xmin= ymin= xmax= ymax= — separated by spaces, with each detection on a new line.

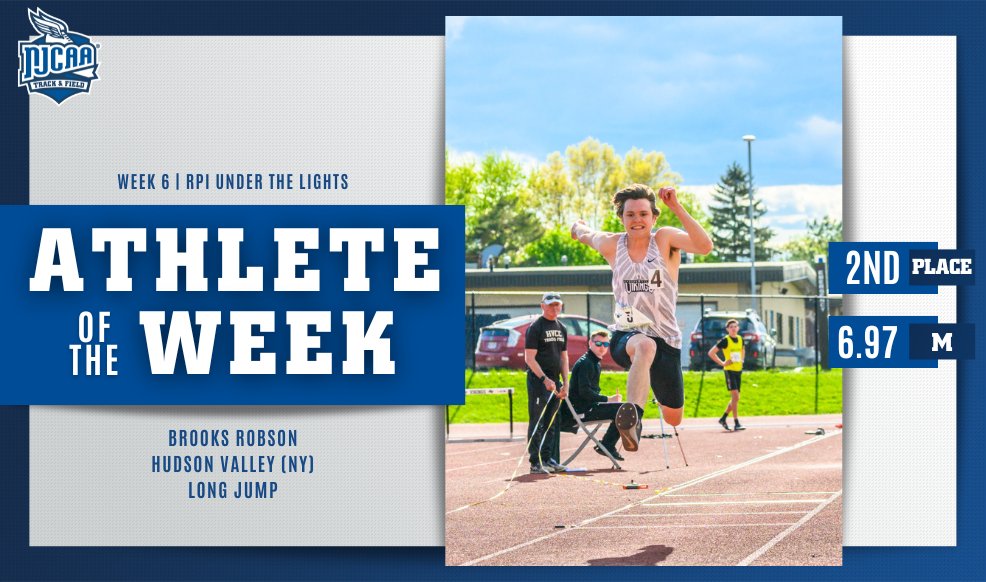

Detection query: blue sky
xmin=446 ymin=16 xmax=843 ymax=244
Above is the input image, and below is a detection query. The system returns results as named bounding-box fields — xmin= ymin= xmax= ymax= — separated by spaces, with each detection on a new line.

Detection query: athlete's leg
xmin=650 ymin=344 xmax=685 ymax=426
xmin=661 ymin=405 xmax=683 ymax=426
xmin=729 ymin=390 xmax=740 ymax=419
xmin=624 ymin=334 xmax=656 ymax=408
xmin=723 ymin=371 xmax=739 ymax=417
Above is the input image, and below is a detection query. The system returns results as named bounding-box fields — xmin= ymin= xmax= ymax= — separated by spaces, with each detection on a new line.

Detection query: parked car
xmin=688 ymin=309 xmax=777 ymax=371
xmin=474 ymin=314 xmax=623 ymax=372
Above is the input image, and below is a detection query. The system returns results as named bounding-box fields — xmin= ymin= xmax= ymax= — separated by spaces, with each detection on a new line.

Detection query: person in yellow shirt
xmin=707 ymin=319 xmax=746 ymax=431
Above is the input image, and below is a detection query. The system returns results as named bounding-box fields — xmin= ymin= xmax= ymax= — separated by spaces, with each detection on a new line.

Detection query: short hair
xmin=726 ymin=319 xmax=739 ymax=327
xmin=590 ymin=329 xmax=610 ymax=341
xmin=613 ymin=184 xmax=660 ymax=218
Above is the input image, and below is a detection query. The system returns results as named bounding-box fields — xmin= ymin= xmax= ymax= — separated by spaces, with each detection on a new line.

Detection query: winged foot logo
xmin=18 ymin=8 xmax=99 ymax=104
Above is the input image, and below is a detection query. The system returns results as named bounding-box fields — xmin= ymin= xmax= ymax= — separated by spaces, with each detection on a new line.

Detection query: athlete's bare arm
xmin=654 ymin=187 xmax=713 ymax=256
xmin=707 ymin=344 xmax=726 ymax=367
xmin=571 ymin=220 xmax=620 ymax=263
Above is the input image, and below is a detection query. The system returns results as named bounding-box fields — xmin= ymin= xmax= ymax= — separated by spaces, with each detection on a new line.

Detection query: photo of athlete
xmin=708 ymin=318 xmax=747 ymax=431
xmin=446 ymin=16 xmax=844 ymax=567
xmin=571 ymin=184 xmax=713 ymax=448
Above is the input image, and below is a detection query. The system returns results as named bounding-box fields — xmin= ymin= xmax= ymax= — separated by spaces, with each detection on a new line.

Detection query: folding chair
xmin=560 ymin=398 xmax=622 ymax=470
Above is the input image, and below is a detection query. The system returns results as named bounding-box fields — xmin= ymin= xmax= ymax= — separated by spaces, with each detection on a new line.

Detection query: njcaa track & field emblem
xmin=18 ymin=8 xmax=99 ymax=104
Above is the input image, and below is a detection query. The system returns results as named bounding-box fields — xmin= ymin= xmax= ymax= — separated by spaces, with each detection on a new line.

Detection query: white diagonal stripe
xmin=737 ymin=491 xmax=843 ymax=566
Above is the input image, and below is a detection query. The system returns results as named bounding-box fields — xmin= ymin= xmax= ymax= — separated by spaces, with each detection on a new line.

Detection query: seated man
xmin=561 ymin=330 xmax=641 ymax=461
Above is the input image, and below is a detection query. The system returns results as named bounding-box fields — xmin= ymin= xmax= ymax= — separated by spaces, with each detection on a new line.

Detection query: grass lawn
xmin=448 ymin=368 xmax=842 ymax=424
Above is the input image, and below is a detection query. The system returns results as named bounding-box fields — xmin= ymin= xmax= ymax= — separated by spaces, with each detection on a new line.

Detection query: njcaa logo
xmin=18 ymin=8 xmax=99 ymax=104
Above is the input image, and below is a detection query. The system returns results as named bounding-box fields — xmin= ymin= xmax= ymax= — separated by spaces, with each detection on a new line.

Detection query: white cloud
xmin=683 ymin=183 xmax=842 ymax=245
xmin=445 ymin=16 xmax=470 ymax=42
xmin=799 ymin=115 xmax=842 ymax=139
xmin=772 ymin=213 xmax=812 ymax=226
xmin=760 ymin=115 xmax=842 ymax=168
xmin=759 ymin=184 xmax=843 ymax=218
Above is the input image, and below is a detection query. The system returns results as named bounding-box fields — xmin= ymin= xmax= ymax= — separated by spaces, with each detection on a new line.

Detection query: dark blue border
xmin=3 ymin=1 xmax=984 ymax=579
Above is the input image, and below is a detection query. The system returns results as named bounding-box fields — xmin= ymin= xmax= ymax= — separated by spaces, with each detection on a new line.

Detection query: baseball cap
xmin=541 ymin=292 xmax=563 ymax=304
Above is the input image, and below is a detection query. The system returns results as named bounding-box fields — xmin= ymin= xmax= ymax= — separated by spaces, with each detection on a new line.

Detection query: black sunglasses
xmin=593 ymin=341 xmax=610 ymax=347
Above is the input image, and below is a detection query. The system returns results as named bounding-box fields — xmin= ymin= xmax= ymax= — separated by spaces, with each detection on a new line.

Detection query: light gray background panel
xmin=30 ymin=36 xmax=446 ymax=547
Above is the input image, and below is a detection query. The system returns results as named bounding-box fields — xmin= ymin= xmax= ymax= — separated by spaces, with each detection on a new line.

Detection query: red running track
xmin=446 ymin=414 xmax=842 ymax=566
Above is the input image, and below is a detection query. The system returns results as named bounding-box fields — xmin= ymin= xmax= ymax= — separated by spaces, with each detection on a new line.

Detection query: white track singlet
xmin=608 ymin=233 xmax=681 ymax=348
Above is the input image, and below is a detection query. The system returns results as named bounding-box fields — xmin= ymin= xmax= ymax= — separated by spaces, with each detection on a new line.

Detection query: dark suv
xmin=688 ymin=310 xmax=777 ymax=371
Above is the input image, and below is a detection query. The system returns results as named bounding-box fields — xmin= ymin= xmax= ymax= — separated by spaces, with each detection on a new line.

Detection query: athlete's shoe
xmin=546 ymin=459 xmax=568 ymax=472
xmin=733 ymin=420 xmax=746 ymax=431
xmin=594 ymin=444 xmax=625 ymax=462
xmin=616 ymin=403 xmax=640 ymax=452
xmin=719 ymin=417 xmax=732 ymax=431
xmin=530 ymin=463 xmax=554 ymax=474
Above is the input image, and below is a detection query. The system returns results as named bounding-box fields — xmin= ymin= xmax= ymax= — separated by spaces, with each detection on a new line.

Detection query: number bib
xmin=614 ymin=303 xmax=655 ymax=330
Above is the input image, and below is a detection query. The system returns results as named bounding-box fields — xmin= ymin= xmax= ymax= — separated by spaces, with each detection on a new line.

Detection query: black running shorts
xmin=610 ymin=330 xmax=685 ymax=409
xmin=725 ymin=370 xmax=742 ymax=391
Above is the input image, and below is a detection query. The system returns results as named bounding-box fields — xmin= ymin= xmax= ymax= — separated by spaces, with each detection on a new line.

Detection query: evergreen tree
xmin=708 ymin=162 xmax=774 ymax=262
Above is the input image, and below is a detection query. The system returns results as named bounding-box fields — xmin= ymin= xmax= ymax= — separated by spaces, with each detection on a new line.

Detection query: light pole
xmin=743 ymin=134 xmax=757 ymax=313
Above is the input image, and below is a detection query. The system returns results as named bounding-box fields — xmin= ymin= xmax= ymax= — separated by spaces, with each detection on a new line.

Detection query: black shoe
xmin=733 ymin=420 xmax=746 ymax=431
xmin=719 ymin=417 xmax=732 ymax=431
xmin=546 ymin=459 xmax=568 ymax=472
xmin=530 ymin=463 xmax=553 ymax=474
xmin=616 ymin=403 xmax=640 ymax=452
xmin=594 ymin=445 xmax=625 ymax=461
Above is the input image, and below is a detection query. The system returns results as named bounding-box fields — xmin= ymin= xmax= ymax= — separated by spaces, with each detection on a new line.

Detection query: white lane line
xmin=446 ymin=442 xmax=522 ymax=456
xmin=581 ymin=523 xmax=798 ymax=529
xmin=737 ymin=490 xmax=843 ymax=566
xmin=615 ymin=511 xmax=808 ymax=517
xmin=643 ymin=499 xmax=828 ymax=507
xmin=446 ymin=444 xmax=582 ymax=472
xmin=458 ymin=430 xmax=840 ymax=565
xmin=665 ymin=491 xmax=840 ymax=497
xmin=648 ymin=419 xmax=841 ymax=432
xmin=448 ymin=419 xmax=841 ymax=444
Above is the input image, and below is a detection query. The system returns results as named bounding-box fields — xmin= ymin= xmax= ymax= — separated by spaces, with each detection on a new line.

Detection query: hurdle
xmin=446 ymin=388 xmax=516 ymax=442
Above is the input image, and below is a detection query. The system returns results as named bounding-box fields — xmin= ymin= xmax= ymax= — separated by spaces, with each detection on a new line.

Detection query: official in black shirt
xmin=524 ymin=292 xmax=569 ymax=474
xmin=562 ymin=330 xmax=641 ymax=461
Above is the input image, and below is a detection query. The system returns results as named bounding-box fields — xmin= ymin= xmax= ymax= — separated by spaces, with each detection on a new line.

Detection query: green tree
xmin=708 ymin=162 xmax=774 ymax=262
xmin=519 ymin=227 xmax=607 ymax=267
xmin=621 ymin=147 xmax=681 ymax=190
xmin=453 ymin=153 xmax=543 ymax=264
xmin=527 ymin=152 xmax=575 ymax=228
xmin=566 ymin=138 xmax=623 ymax=229
xmin=781 ymin=216 xmax=843 ymax=262
xmin=445 ymin=151 xmax=479 ymax=208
